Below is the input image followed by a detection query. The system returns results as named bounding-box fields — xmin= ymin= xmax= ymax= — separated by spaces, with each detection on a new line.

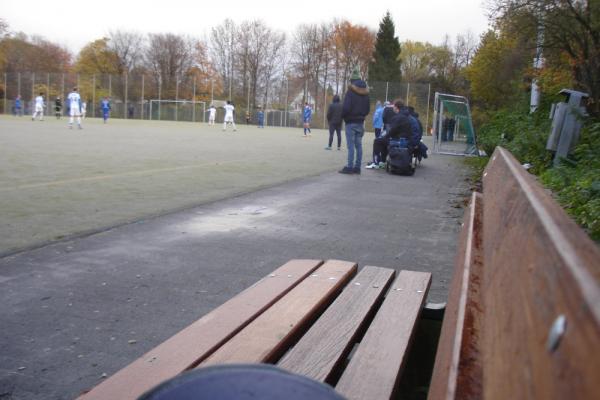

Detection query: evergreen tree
xmin=368 ymin=12 xmax=402 ymax=82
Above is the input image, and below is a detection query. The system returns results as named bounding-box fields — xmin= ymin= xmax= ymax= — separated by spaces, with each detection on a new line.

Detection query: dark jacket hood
xmin=349 ymin=79 xmax=369 ymax=96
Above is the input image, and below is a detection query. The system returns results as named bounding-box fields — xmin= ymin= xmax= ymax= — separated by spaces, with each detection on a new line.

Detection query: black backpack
xmin=386 ymin=141 xmax=415 ymax=176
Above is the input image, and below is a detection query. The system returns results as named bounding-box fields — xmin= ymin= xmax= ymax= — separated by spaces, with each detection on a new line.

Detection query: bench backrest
xmin=430 ymin=147 xmax=600 ymax=399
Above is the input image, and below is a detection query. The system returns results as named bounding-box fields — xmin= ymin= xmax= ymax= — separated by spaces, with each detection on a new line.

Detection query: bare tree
xmin=145 ymin=33 xmax=198 ymax=98
xmin=209 ymin=19 xmax=236 ymax=100
xmin=108 ymin=30 xmax=145 ymax=73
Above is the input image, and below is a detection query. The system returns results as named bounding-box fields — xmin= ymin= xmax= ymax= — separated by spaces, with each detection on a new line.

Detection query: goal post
xmin=149 ymin=99 xmax=206 ymax=123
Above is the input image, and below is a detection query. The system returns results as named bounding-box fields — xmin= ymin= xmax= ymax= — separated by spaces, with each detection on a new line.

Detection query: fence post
xmin=124 ymin=73 xmax=128 ymax=119
xmin=406 ymin=82 xmax=410 ymax=105
xmin=385 ymin=81 xmax=389 ymax=102
xmin=32 ymin=72 xmax=35 ymax=105
xmin=108 ymin=75 xmax=112 ymax=99
xmin=3 ymin=73 xmax=6 ymax=114
xmin=158 ymin=76 xmax=161 ymax=121
xmin=285 ymin=79 xmax=289 ymax=127
xmin=425 ymin=83 xmax=431 ymax=135
xmin=17 ymin=72 xmax=21 ymax=99
xmin=92 ymin=75 xmax=96 ymax=119
xmin=192 ymin=76 xmax=196 ymax=123
xmin=61 ymin=73 xmax=64 ymax=107
xmin=175 ymin=79 xmax=179 ymax=121
xmin=141 ymin=75 xmax=145 ymax=120
xmin=46 ymin=73 xmax=50 ymax=104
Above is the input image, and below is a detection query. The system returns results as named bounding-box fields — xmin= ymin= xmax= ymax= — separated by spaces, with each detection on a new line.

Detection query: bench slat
xmin=335 ymin=270 xmax=431 ymax=400
xmin=79 ymin=259 xmax=323 ymax=400
xmin=199 ymin=259 xmax=357 ymax=366
xmin=428 ymin=192 xmax=483 ymax=400
xmin=277 ymin=265 xmax=395 ymax=382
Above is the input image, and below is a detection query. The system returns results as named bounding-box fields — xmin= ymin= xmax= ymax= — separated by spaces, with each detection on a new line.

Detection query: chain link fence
xmin=1 ymin=72 xmax=433 ymax=131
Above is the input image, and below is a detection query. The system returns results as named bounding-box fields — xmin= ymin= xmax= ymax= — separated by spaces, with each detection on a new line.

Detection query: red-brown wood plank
xmin=199 ymin=260 xmax=357 ymax=366
xmin=79 ymin=259 xmax=323 ymax=400
xmin=335 ymin=270 xmax=431 ymax=400
xmin=278 ymin=266 xmax=395 ymax=382
xmin=428 ymin=192 xmax=483 ymax=400
xmin=481 ymin=147 xmax=600 ymax=399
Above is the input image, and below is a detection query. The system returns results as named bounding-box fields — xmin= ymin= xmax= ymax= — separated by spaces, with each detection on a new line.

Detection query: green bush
xmin=470 ymin=102 xmax=600 ymax=242
xmin=541 ymin=122 xmax=600 ymax=240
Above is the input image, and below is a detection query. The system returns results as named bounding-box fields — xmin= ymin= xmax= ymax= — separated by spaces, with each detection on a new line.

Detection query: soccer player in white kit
xmin=208 ymin=104 xmax=216 ymax=125
xmin=223 ymin=101 xmax=236 ymax=131
xmin=67 ymin=87 xmax=83 ymax=129
xmin=32 ymin=92 xmax=45 ymax=121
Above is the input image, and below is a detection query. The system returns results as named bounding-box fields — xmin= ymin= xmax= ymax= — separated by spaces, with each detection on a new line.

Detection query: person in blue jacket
xmin=101 ymin=97 xmax=111 ymax=123
xmin=339 ymin=67 xmax=370 ymax=175
xmin=14 ymin=95 xmax=22 ymax=116
xmin=257 ymin=107 xmax=264 ymax=128
xmin=302 ymin=103 xmax=312 ymax=136
xmin=372 ymin=100 xmax=383 ymax=138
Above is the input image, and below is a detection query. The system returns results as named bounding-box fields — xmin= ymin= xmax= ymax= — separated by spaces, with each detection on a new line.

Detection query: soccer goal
xmin=149 ymin=100 xmax=206 ymax=123
xmin=432 ymin=93 xmax=480 ymax=156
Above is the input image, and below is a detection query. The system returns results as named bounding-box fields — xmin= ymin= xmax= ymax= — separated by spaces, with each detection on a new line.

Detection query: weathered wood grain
xmin=335 ymin=270 xmax=431 ymax=400
xmin=481 ymin=147 xmax=600 ymax=399
xmin=199 ymin=260 xmax=357 ymax=366
xmin=428 ymin=192 xmax=483 ymax=400
xmin=78 ymin=259 xmax=323 ymax=400
xmin=278 ymin=265 xmax=395 ymax=383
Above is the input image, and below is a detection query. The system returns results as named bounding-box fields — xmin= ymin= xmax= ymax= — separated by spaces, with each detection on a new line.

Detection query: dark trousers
xmin=374 ymin=128 xmax=382 ymax=138
xmin=372 ymin=136 xmax=390 ymax=164
xmin=328 ymin=123 xmax=342 ymax=148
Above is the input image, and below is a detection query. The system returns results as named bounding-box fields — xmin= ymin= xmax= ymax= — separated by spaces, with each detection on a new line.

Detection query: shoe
xmin=378 ymin=162 xmax=386 ymax=169
xmin=365 ymin=163 xmax=377 ymax=169
xmin=337 ymin=147 xmax=341 ymax=151
xmin=338 ymin=167 xmax=354 ymax=174
xmin=353 ymin=167 xmax=361 ymax=174
xmin=324 ymin=147 xmax=332 ymax=150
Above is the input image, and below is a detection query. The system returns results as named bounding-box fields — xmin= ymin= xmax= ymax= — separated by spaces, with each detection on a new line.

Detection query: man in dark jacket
xmin=326 ymin=94 xmax=343 ymax=150
xmin=339 ymin=67 xmax=370 ymax=174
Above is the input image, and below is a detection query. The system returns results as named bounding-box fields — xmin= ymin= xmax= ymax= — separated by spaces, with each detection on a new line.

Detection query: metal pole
xmin=46 ymin=73 xmax=50 ymax=104
xmin=323 ymin=80 xmax=327 ymax=130
xmin=32 ymin=72 xmax=35 ymax=105
xmin=385 ymin=81 xmax=389 ymax=102
xmin=124 ymin=73 xmax=128 ymax=119
xmin=18 ymin=72 xmax=21 ymax=99
xmin=61 ymin=73 xmax=64 ymax=105
xmin=175 ymin=79 xmax=179 ymax=121
xmin=158 ymin=77 xmax=161 ymax=121
xmin=285 ymin=79 xmax=289 ymax=127
xmin=192 ymin=77 xmax=196 ymax=122
xmin=406 ymin=82 xmax=410 ymax=105
xmin=247 ymin=82 xmax=250 ymax=115
xmin=141 ymin=75 xmax=145 ymax=120
xmin=425 ymin=83 xmax=431 ymax=135
xmin=3 ymin=73 xmax=6 ymax=114
xmin=108 ymin=75 xmax=112 ymax=98
xmin=211 ymin=79 xmax=214 ymax=104
xmin=92 ymin=75 xmax=96 ymax=118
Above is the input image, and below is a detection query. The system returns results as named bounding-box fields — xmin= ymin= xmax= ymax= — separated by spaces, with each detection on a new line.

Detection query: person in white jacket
xmin=208 ymin=104 xmax=216 ymax=125
xmin=223 ymin=101 xmax=236 ymax=131
xmin=67 ymin=87 xmax=83 ymax=129
xmin=32 ymin=93 xmax=45 ymax=121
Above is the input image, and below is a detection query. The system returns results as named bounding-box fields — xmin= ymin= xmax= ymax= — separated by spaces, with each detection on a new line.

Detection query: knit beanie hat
xmin=350 ymin=67 xmax=361 ymax=80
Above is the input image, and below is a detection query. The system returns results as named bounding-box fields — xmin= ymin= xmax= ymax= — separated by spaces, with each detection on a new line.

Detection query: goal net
xmin=432 ymin=93 xmax=480 ymax=156
xmin=149 ymin=100 xmax=206 ymax=122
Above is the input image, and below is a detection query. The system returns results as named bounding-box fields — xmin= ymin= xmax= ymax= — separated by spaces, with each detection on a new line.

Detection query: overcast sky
xmin=2 ymin=0 xmax=491 ymax=54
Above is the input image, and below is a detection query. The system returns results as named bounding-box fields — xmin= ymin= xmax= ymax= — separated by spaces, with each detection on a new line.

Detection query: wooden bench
xmin=79 ymin=260 xmax=434 ymax=399
xmin=428 ymin=147 xmax=600 ymax=399
xmin=79 ymin=147 xmax=599 ymax=400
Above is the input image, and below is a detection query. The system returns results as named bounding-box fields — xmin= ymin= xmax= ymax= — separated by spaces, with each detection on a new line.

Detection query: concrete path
xmin=0 ymin=122 xmax=470 ymax=399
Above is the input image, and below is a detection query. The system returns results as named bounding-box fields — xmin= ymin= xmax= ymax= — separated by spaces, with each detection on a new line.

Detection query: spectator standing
xmin=14 ymin=95 xmax=23 ymax=116
xmin=100 ymin=97 xmax=111 ymax=123
xmin=302 ymin=103 xmax=312 ymax=136
xmin=372 ymin=101 xmax=383 ymax=138
xmin=325 ymin=94 xmax=343 ymax=150
xmin=339 ymin=67 xmax=370 ymax=174
xmin=257 ymin=108 xmax=265 ymax=128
